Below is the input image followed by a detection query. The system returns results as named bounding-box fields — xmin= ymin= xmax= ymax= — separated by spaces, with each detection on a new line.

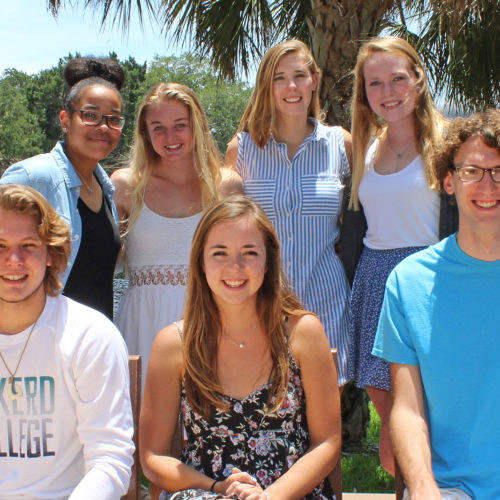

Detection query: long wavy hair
xmin=349 ymin=36 xmax=446 ymax=210
xmin=237 ymin=40 xmax=323 ymax=147
xmin=125 ymin=83 xmax=221 ymax=233
xmin=183 ymin=195 xmax=306 ymax=418
xmin=0 ymin=184 xmax=71 ymax=296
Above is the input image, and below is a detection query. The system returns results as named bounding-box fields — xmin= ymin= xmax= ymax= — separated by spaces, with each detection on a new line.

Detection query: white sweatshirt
xmin=0 ymin=295 xmax=134 ymax=499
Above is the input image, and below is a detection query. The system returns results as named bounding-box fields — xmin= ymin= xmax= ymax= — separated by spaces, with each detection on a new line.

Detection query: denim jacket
xmin=0 ymin=141 xmax=118 ymax=287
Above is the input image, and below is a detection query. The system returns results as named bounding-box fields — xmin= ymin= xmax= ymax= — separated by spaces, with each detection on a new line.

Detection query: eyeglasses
xmin=452 ymin=165 xmax=500 ymax=183
xmin=72 ymin=109 xmax=125 ymax=130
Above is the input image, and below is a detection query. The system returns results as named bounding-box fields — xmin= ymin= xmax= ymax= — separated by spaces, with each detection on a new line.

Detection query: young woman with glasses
xmin=0 ymin=57 xmax=125 ymax=319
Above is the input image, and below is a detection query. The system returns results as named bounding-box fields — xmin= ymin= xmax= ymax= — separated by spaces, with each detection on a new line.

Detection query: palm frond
xmin=388 ymin=0 xmax=499 ymax=112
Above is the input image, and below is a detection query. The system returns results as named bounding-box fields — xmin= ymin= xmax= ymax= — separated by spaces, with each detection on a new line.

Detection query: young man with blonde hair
xmin=0 ymin=184 xmax=134 ymax=499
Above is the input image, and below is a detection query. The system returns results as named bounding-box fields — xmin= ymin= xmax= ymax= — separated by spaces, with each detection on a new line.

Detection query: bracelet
xmin=210 ymin=479 xmax=219 ymax=492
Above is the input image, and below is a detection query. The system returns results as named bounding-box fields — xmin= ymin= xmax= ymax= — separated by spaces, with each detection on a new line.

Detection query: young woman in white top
xmin=111 ymin=83 xmax=222 ymax=382
xmin=343 ymin=36 xmax=452 ymax=475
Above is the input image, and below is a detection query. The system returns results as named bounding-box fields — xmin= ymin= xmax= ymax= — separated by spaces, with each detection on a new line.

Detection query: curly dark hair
xmin=63 ymin=56 xmax=125 ymax=110
xmin=433 ymin=109 xmax=500 ymax=191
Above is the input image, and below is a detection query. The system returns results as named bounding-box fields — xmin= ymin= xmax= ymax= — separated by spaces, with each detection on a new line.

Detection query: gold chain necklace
xmin=0 ymin=318 xmax=39 ymax=400
xmin=386 ymin=133 xmax=414 ymax=172
xmin=222 ymin=320 xmax=260 ymax=349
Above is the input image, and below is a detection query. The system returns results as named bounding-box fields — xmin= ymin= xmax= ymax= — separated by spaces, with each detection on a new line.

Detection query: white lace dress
xmin=115 ymin=204 xmax=202 ymax=382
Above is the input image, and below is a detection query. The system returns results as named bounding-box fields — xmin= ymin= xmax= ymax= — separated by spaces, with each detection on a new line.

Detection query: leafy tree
xmin=0 ymin=70 xmax=44 ymax=162
xmin=108 ymin=54 xmax=148 ymax=165
xmin=25 ymin=57 xmax=68 ymax=151
xmin=48 ymin=0 xmax=498 ymax=128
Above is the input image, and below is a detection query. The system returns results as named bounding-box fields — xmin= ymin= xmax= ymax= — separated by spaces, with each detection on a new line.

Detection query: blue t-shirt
xmin=373 ymin=235 xmax=500 ymax=499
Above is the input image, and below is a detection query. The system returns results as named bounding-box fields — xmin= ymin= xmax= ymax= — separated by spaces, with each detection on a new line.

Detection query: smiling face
xmin=363 ymin=52 xmax=418 ymax=126
xmin=272 ymin=52 xmax=318 ymax=119
xmin=203 ymin=215 xmax=267 ymax=309
xmin=145 ymin=98 xmax=194 ymax=164
xmin=444 ymin=136 xmax=500 ymax=239
xmin=0 ymin=209 xmax=51 ymax=308
xmin=60 ymin=85 xmax=122 ymax=165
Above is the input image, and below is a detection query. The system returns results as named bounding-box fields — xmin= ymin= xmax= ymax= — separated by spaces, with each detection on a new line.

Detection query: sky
xmin=0 ymin=0 xmax=180 ymax=75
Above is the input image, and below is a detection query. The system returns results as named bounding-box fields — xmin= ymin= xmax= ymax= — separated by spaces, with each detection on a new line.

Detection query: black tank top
xmin=64 ymin=192 xmax=121 ymax=320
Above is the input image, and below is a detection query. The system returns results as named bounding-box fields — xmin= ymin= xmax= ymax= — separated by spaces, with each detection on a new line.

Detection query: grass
xmin=341 ymin=403 xmax=395 ymax=493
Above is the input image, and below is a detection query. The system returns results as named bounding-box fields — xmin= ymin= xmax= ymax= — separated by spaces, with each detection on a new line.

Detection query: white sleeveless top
xmin=124 ymin=203 xmax=202 ymax=287
xmin=359 ymin=139 xmax=439 ymax=250
xmin=115 ymin=204 xmax=202 ymax=386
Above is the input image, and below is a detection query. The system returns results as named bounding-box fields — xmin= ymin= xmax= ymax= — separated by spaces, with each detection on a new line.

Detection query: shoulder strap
xmin=173 ymin=321 xmax=183 ymax=338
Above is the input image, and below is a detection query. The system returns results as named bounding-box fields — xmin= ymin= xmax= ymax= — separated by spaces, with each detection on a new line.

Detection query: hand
xmin=220 ymin=468 xmax=263 ymax=499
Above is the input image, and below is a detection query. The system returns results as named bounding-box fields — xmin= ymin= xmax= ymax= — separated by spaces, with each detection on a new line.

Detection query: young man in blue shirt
xmin=373 ymin=109 xmax=500 ymax=500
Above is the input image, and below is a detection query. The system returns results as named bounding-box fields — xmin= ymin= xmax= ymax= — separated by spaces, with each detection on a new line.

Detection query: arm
xmin=219 ymin=167 xmax=243 ymax=197
xmin=110 ymin=167 xmax=133 ymax=234
xmin=224 ymin=135 xmax=239 ymax=169
xmin=342 ymin=129 xmax=353 ymax=171
xmin=140 ymin=324 xmax=220 ymax=496
xmin=69 ymin=317 xmax=135 ymax=499
xmin=219 ymin=136 xmax=244 ymax=197
xmin=390 ymin=363 xmax=441 ymax=500
xmin=262 ymin=315 xmax=340 ymax=500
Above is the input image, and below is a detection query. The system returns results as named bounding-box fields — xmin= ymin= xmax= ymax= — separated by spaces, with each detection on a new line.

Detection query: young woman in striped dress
xmin=225 ymin=40 xmax=352 ymax=387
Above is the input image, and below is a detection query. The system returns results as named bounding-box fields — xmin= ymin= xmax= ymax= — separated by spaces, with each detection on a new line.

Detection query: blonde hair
xmin=126 ymin=83 xmax=221 ymax=232
xmin=183 ymin=195 xmax=307 ymax=418
xmin=237 ymin=40 xmax=322 ymax=147
xmin=349 ymin=36 xmax=446 ymax=210
xmin=0 ymin=184 xmax=71 ymax=296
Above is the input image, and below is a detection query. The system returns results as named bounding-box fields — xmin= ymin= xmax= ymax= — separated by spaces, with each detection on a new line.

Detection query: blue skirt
xmin=347 ymin=246 xmax=425 ymax=390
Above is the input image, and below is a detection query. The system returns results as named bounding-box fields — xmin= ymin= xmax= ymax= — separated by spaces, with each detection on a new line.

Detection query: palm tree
xmin=48 ymin=0 xmax=498 ymax=128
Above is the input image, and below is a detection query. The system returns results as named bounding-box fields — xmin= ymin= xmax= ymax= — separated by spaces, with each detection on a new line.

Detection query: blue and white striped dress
xmin=236 ymin=120 xmax=351 ymax=384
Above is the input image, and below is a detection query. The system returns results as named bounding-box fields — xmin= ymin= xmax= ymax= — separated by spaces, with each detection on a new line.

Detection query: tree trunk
xmin=307 ymin=0 xmax=395 ymax=445
xmin=308 ymin=0 xmax=395 ymax=129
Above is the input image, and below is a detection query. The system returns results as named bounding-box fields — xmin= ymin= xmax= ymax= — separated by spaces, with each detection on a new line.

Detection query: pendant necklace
xmin=75 ymin=169 xmax=95 ymax=194
xmin=223 ymin=320 xmax=259 ymax=349
xmin=386 ymin=133 xmax=414 ymax=172
xmin=0 ymin=318 xmax=39 ymax=400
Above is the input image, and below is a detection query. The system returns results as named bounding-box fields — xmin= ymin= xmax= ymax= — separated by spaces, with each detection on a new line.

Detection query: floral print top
xmin=179 ymin=354 xmax=335 ymax=499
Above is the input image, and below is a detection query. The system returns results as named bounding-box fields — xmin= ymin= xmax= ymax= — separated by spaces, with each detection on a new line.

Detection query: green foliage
xmin=0 ymin=71 xmax=44 ymax=160
xmin=25 ymin=57 xmax=68 ymax=151
xmin=341 ymin=403 xmax=395 ymax=493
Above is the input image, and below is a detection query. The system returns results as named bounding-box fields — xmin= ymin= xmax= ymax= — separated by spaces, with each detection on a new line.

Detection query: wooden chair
xmin=329 ymin=348 xmax=343 ymax=500
xmin=123 ymin=354 xmax=142 ymax=500
xmin=395 ymin=459 xmax=405 ymax=500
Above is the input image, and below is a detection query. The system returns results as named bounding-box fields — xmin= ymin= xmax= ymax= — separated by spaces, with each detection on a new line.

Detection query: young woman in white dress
xmin=111 ymin=83 xmax=222 ymax=382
